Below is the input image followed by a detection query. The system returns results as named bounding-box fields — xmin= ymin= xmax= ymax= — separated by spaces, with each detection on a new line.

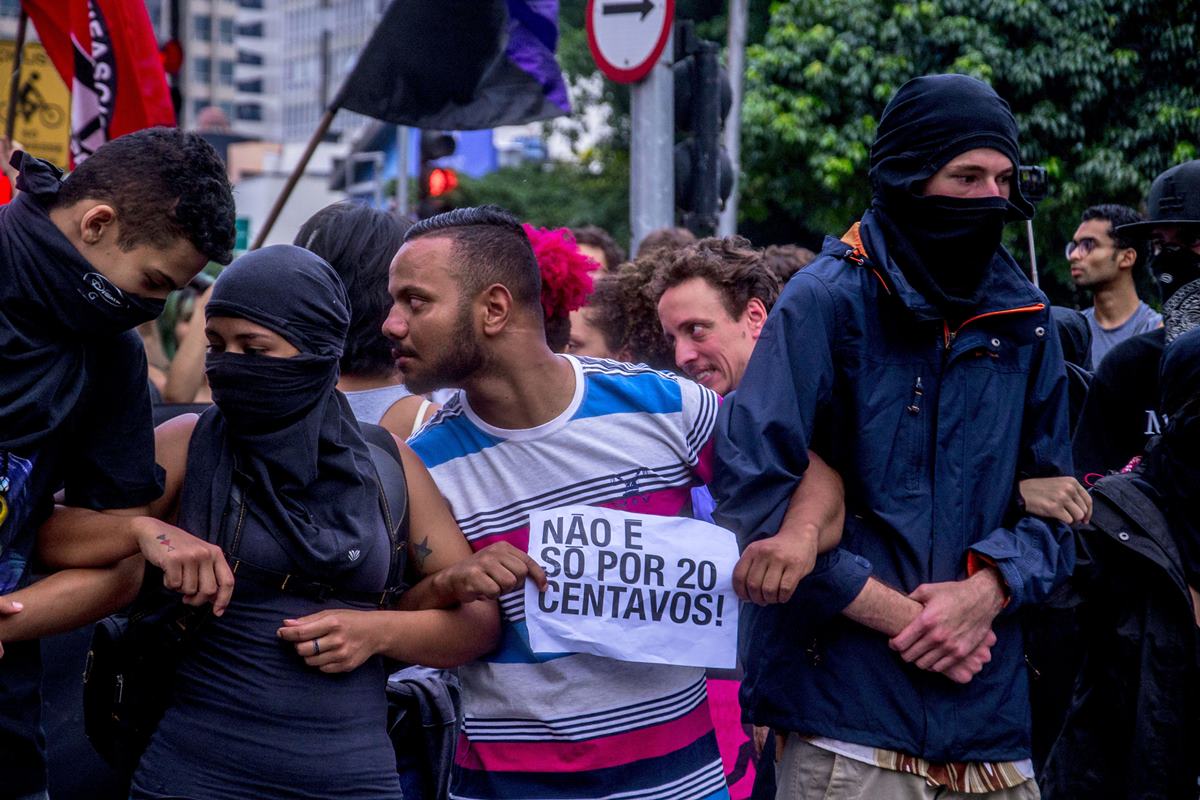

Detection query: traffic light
xmin=418 ymin=130 xmax=458 ymax=219
xmin=673 ymin=21 xmax=733 ymax=237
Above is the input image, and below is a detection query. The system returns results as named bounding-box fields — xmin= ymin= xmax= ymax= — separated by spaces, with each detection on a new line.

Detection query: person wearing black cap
xmin=715 ymin=74 xmax=1073 ymax=798
xmin=1072 ymin=159 xmax=1200 ymax=486
xmin=1041 ymin=326 xmax=1200 ymax=799
xmin=0 ymin=129 xmax=237 ymax=800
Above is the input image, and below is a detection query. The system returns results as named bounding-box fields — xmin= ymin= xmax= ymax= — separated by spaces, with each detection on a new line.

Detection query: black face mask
xmin=873 ymin=194 xmax=1015 ymax=318
xmin=63 ymin=270 xmax=167 ymax=337
xmin=206 ymin=351 xmax=338 ymax=434
xmin=1150 ymin=248 xmax=1200 ymax=342
xmin=1150 ymin=247 xmax=1200 ymax=301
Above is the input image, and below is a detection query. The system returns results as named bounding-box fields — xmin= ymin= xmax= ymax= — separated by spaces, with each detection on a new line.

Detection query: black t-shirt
xmin=1072 ymin=328 xmax=1166 ymax=486
xmin=0 ymin=331 xmax=163 ymax=796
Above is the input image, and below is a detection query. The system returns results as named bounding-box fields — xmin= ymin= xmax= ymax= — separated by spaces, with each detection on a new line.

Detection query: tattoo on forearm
xmin=414 ymin=536 xmax=432 ymax=567
xmin=156 ymin=533 xmax=176 ymax=553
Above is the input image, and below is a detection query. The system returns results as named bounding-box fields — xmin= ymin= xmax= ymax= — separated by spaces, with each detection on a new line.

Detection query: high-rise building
xmin=180 ymin=0 xmax=279 ymax=139
xmin=279 ymin=0 xmax=385 ymax=143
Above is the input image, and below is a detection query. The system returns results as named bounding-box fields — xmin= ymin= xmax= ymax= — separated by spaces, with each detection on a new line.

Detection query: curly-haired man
xmin=0 ymin=127 xmax=236 ymax=799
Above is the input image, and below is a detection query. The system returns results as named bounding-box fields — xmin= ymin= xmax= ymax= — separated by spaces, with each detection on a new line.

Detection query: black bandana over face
xmin=179 ymin=246 xmax=385 ymax=582
xmin=1149 ymin=245 xmax=1200 ymax=343
xmin=868 ymin=75 xmax=1034 ymax=319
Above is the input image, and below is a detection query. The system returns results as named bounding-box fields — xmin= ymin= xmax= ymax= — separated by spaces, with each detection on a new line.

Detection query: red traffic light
xmin=428 ymin=167 xmax=458 ymax=197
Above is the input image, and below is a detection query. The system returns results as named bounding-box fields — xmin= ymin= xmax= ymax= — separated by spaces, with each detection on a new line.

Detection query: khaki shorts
xmin=775 ymin=734 xmax=1041 ymax=800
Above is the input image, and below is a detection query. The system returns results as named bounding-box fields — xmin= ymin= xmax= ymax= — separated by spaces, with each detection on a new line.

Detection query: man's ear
xmin=480 ymin=283 xmax=515 ymax=336
xmin=744 ymin=297 xmax=768 ymax=338
xmin=1116 ymin=247 xmax=1137 ymax=271
xmin=79 ymin=203 xmax=118 ymax=246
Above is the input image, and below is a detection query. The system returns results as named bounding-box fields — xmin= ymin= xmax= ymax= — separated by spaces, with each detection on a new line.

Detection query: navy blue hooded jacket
xmin=713 ymin=213 xmax=1075 ymax=762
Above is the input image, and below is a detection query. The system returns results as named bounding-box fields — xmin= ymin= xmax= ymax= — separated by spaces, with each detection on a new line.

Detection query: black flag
xmin=333 ymin=0 xmax=570 ymax=130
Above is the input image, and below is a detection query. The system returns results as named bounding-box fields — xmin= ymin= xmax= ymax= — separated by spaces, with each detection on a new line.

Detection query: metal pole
xmin=1026 ymin=219 xmax=1040 ymax=288
xmin=718 ymin=0 xmax=747 ymax=237
xmin=251 ymin=108 xmax=336 ymax=249
xmin=395 ymin=125 xmax=410 ymax=215
xmin=629 ymin=30 xmax=674 ymax=255
xmin=6 ymin=10 xmax=29 ymax=143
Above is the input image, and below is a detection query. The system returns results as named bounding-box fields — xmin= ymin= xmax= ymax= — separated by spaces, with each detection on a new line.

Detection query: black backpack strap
xmin=360 ymin=423 xmax=410 ymax=606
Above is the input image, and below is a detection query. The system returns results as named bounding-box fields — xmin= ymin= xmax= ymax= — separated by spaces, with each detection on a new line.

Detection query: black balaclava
xmin=0 ymin=153 xmax=166 ymax=451
xmin=1142 ymin=326 xmax=1200 ymax=585
xmin=177 ymin=245 xmax=384 ymax=583
xmin=868 ymin=75 xmax=1034 ymax=320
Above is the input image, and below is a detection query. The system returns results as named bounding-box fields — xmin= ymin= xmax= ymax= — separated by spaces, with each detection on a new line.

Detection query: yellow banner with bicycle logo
xmin=0 ymin=40 xmax=70 ymax=169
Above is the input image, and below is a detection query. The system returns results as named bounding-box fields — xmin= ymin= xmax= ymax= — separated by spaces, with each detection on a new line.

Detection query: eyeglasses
xmin=1065 ymin=237 xmax=1104 ymax=259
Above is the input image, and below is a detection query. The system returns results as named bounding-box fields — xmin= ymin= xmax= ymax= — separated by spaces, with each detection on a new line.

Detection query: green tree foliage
xmin=740 ymin=0 xmax=1200 ymax=295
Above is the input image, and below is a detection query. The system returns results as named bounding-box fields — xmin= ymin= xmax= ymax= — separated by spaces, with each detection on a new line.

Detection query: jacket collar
xmin=840 ymin=210 xmax=1045 ymax=323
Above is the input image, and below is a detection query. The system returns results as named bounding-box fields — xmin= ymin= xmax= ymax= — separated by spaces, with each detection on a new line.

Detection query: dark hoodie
xmin=0 ymin=156 xmax=164 ymax=796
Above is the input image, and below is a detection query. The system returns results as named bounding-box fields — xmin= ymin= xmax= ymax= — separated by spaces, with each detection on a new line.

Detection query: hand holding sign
xmin=525 ymin=505 xmax=739 ymax=669
xmin=434 ymin=541 xmax=548 ymax=603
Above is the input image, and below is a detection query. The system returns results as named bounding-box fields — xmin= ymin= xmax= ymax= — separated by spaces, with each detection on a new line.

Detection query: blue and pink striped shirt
xmin=409 ymin=356 xmax=728 ymax=800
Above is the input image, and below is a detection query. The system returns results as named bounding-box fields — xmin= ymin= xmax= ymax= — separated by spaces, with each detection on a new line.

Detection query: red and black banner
xmin=20 ymin=0 xmax=175 ymax=165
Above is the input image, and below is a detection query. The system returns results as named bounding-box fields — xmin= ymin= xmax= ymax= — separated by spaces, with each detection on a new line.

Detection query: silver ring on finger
xmin=312 ymin=639 xmax=321 ymax=656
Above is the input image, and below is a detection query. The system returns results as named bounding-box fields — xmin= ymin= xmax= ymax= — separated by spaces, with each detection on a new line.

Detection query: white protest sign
xmin=524 ymin=504 xmax=739 ymax=669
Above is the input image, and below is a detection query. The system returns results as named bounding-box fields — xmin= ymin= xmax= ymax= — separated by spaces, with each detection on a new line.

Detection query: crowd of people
xmin=1 ymin=72 xmax=1198 ymax=800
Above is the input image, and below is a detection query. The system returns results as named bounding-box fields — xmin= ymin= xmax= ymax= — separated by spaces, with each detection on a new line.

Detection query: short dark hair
xmin=570 ymin=225 xmax=626 ymax=272
xmin=761 ymin=243 xmax=817 ymax=285
xmin=405 ymin=205 xmax=542 ymax=315
xmin=650 ymin=236 xmax=782 ymax=319
xmin=587 ymin=251 xmax=675 ymax=371
xmin=295 ymin=202 xmax=410 ymax=378
xmin=1081 ymin=204 xmax=1147 ymax=271
xmin=636 ymin=226 xmax=697 ymax=257
xmin=54 ymin=127 xmax=236 ymax=264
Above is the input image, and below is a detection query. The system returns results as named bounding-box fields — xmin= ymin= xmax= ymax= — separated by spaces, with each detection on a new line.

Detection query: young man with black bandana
xmin=1072 ymin=159 xmax=1200 ymax=486
xmin=0 ymin=129 xmax=236 ymax=800
xmin=715 ymin=75 xmax=1073 ymax=798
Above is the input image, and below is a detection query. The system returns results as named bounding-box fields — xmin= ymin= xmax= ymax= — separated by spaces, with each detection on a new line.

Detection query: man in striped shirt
xmin=382 ymin=206 xmax=729 ymax=800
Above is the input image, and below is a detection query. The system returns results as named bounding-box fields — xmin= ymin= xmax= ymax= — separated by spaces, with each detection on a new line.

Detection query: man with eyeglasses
xmin=1073 ymin=160 xmax=1200 ymax=485
xmin=1067 ymin=204 xmax=1160 ymax=369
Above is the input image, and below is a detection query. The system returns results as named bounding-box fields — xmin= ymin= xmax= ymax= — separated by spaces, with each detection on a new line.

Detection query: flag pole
xmin=249 ymin=107 xmax=336 ymax=250
xmin=5 ymin=9 xmax=29 ymax=143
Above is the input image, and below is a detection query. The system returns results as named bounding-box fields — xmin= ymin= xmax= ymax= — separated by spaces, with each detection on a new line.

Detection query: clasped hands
xmin=887 ymin=569 xmax=1006 ymax=685
xmin=732 ymin=529 xmax=1006 ymax=685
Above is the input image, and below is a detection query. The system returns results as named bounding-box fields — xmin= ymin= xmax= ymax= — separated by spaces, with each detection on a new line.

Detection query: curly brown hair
xmin=585 ymin=255 xmax=676 ymax=371
xmin=648 ymin=235 xmax=782 ymax=319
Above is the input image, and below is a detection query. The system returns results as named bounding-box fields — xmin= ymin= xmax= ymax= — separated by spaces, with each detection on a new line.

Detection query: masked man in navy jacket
xmin=715 ymin=75 xmax=1074 ymax=798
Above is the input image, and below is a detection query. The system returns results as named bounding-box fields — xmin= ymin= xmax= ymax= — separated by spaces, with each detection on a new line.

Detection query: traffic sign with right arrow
xmin=586 ymin=0 xmax=675 ymax=83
